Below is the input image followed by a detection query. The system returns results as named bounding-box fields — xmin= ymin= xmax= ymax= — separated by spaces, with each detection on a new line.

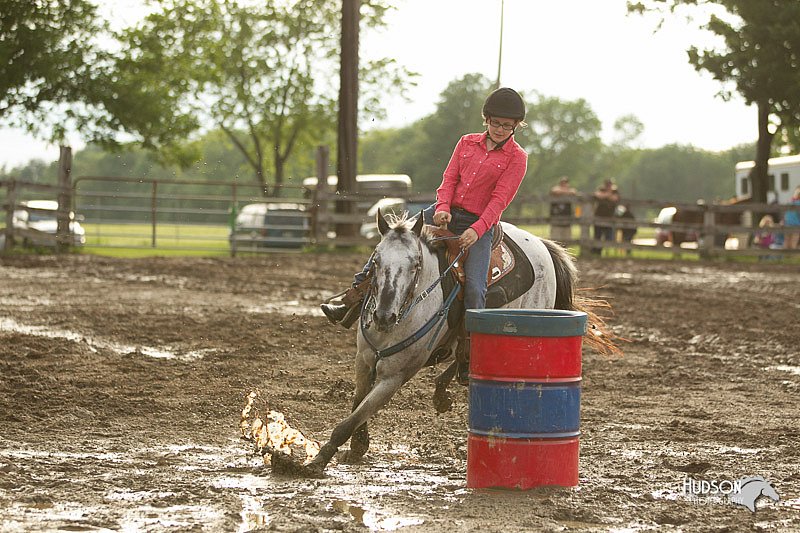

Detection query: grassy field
xmin=2 ymin=221 xmax=796 ymax=263
xmin=82 ymin=223 xmax=232 ymax=257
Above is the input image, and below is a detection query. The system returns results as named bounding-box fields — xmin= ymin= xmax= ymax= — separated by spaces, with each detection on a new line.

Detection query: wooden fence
xmin=1 ymin=148 xmax=798 ymax=258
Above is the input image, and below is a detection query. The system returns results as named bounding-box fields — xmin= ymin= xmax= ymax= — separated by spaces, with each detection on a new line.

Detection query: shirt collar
xmin=478 ymin=130 xmax=515 ymax=152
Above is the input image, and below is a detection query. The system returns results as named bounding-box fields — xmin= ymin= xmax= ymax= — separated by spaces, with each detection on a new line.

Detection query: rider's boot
xmin=320 ymin=301 xmax=361 ymax=329
xmin=321 ymin=279 xmax=370 ymax=329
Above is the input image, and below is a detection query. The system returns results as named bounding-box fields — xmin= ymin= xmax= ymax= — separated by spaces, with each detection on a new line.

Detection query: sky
xmin=0 ymin=0 xmax=756 ymax=169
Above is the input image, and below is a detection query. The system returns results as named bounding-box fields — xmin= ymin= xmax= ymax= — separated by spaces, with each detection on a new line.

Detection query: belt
xmin=451 ymin=206 xmax=479 ymax=217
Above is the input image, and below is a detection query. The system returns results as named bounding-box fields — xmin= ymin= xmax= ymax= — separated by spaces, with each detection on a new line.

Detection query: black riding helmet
xmin=482 ymin=87 xmax=526 ymax=121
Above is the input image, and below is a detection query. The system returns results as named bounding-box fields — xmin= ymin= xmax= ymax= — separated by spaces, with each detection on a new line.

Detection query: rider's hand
xmin=459 ymin=228 xmax=479 ymax=249
xmin=433 ymin=211 xmax=451 ymax=227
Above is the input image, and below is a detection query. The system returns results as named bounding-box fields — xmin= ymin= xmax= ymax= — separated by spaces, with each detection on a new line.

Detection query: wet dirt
xmin=1 ymin=253 xmax=798 ymax=532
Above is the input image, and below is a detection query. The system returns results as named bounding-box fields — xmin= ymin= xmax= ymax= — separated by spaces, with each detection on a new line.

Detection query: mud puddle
xmin=0 ymin=317 xmax=214 ymax=361
xmin=1 ymin=440 xmax=454 ymax=532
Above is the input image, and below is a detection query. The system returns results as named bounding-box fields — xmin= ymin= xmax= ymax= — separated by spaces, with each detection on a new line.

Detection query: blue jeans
xmin=354 ymin=204 xmax=493 ymax=310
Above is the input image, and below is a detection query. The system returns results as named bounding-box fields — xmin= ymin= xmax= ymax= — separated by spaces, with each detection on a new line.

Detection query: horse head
xmin=369 ymin=209 xmax=425 ymax=332
xmin=728 ymin=476 xmax=780 ymax=512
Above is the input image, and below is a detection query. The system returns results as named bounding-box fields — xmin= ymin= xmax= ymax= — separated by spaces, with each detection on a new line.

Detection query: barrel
xmin=465 ymin=308 xmax=587 ymax=489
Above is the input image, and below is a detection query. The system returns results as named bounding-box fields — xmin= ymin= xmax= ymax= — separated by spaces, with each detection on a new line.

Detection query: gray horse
xmin=304 ymin=211 xmax=613 ymax=476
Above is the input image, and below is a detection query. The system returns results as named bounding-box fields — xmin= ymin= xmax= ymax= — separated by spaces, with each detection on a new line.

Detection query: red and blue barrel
xmin=465 ymin=309 xmax=587 ymax=489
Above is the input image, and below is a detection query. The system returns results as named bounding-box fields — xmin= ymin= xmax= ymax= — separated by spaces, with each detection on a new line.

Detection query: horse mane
xmin=383 ymin=213 xmax=441 ymax=254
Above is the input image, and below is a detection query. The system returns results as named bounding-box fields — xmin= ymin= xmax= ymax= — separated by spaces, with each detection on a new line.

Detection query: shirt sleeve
xmin=434 ymin=137 xmax=465 ymax=214
xmin=471 ymin=150 xmax=528 ymax=238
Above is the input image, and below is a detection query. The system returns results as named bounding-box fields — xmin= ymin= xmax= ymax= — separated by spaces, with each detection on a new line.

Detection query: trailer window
xmin=781 ymin=172 xmax=789 ymax=191
xmin=740 ymin=176 xmax=749 ymax=196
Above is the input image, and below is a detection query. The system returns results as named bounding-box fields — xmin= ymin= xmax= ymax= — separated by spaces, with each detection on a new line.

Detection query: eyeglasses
xmin=488 ymin=119 xmax=516 ymax=132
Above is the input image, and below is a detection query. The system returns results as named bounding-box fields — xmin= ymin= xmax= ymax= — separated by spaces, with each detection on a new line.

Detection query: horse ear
xmin=411 ymin=211 xmax=424 ymax=236
xmin=377 ymin=207 xmax=390 ymax=236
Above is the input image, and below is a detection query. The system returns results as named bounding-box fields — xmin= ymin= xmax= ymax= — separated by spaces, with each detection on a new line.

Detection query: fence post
xmin=151 ymin=181 xmax=158 ymax=248
xmin=701 ymin=206 xmax=715 ymax=259
xmin=578 ymin=197 xmax=593 ymax=257
xmin=230 ymin=181 xmax=238 ymax=257
xmin=4 ymin=179 xmax=16 ymax=251
xmin=313 ymin=145 xmax=330 ymax=244
xmin=56 ymin=146 xmax=73 ymax=253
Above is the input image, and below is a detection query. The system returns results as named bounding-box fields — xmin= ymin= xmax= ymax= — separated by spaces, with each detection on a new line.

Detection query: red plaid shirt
xmin=434 ymin=131 xmax=528 ymax=238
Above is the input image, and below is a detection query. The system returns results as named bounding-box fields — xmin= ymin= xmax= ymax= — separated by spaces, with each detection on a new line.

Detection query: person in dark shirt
xmin=591 ymin=178 xmax=620 ymax=255
xmin=549 ymin=176 xmax=577 ymax=243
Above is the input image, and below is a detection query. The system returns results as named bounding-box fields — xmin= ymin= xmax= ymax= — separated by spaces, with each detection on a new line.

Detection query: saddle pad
xmin=484 ymin=234 xmax=535 ymax=308
xmin=434 ymin=228 xmax=535 ymax=310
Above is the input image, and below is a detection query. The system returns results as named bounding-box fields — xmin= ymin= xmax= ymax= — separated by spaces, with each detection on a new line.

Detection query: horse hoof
xmin=433 ymin=392 xmax=453 ymax=413
xmin=302 ymin=462 xmax=326 ymax=478
xmin=338 ymin=449 xmax=366 ymax=464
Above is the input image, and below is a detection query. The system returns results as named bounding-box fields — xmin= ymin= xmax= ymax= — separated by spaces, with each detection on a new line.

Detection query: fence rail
xmin=2 ymin=170 xmax=799 ymax=258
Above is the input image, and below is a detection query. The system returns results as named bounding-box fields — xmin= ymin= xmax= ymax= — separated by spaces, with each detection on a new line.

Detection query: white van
xmin=302 ymin=174 xmax=412 ymax=202
xmin=735 ymin=154 xmax=800 ymax=204
xmin=8 ymin=200 xmax=86 ymax=247
xmin=229 ymin=202 xmax=310 ymax=249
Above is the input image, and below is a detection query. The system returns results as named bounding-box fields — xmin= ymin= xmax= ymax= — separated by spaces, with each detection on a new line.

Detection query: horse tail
xmin=542 ymin=238 xmax=623 ymax=358
xmin=542 ymin=237 xmax=577 ymax=311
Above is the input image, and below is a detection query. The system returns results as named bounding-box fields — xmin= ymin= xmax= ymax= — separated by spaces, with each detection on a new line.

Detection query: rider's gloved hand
xmin=459 ymin=228 xmax=478 ymax=249
xmin=433 ymin=211 xmax=451 ymax=227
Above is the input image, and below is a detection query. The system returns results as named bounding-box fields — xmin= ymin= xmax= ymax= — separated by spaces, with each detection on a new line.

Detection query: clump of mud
xmin=240 ymin=390 xmax=321 ymax=475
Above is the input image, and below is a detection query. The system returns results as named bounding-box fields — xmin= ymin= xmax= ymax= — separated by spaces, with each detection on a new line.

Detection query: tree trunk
xmin=748 ymin=100 xmax=774 ymax=204
xmin=336 ymin=0 xmax=359 ymax=238
xmin=273 ymin=155 xmax=285 ymax=197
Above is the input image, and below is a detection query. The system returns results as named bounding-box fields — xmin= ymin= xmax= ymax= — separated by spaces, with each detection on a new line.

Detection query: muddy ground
xmin=0 ymin=252 xmax=798 ymax=532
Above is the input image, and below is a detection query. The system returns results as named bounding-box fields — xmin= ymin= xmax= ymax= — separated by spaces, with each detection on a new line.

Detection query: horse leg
xmin=432 ymin=360 xmax=457 ymax=413
xmin=339 ymin=358 xmax=374 ymax=464
xmin=305 ymin=375 xmax=404 ymax=476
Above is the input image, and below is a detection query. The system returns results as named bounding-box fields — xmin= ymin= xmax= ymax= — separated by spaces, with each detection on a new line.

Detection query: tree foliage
xmin=360 ymin=74 xmax=605 ymax=196
xmin=101 ymin=0 xmax=409 ymax=195
xmin=628 ymin=0 xmax=800 ymax=202
xmin=515 ymin=94 xmax=603 ymax=194
xmin=0 ymin=0 xmax=109 ymax=140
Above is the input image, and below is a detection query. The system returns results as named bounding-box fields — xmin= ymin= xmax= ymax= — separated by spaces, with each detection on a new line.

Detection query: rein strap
xmin=362 ymin=283 xmax=461 ymax=363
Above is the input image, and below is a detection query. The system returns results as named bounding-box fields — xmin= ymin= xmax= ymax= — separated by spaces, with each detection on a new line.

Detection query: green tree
xmin=629 ymin=0 xmax=800 ymax=203
xmin=0 ymin=0 xmax=109 ymax=141
xmin=360 ymin=73 xmax=492 ymax=193
xmin=515 ymin=94 xmax=603 ymax=194
xmin=622 ymin=144 xmax=738 ymax=202
xmin=593 ymin=115 xmax=645 ymax=198
xmin=361 ymin=75 xmax=607 ymax=198
xmin=104 ymin=0 xmax=409 ymax=196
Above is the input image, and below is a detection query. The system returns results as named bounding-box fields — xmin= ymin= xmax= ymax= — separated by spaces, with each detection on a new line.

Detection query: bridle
xmin=359 ymin=233 xmax=464 ymax=366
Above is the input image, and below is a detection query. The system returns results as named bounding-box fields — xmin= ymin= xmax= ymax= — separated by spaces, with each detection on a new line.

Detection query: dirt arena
xmin=1 ymin=252 xmax=798 ymax=532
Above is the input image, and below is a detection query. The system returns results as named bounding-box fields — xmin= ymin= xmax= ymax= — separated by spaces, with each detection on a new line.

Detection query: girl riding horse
xmin=322 ymin=87 xmax=529 ymax=384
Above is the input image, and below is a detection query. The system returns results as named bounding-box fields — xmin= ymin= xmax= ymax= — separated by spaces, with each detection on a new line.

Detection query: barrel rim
xmin=466 ymin=309 xmax=588 ymax=337
xmin=469 ymin=430 xmax=581 ymax=439
xmin=469 ymin=376 xmax=582 ymax=384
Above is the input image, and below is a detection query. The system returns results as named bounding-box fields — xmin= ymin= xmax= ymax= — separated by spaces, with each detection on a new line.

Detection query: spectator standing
xmin=783 ymin=186 xmax=800 ymax=250
xmin=591 ymin=178 xmax=620 ymax=255
xmin=615 ymin=203 xmax=637 ymax=255
xmin=549 ymin=176 xmax=577 ymax=243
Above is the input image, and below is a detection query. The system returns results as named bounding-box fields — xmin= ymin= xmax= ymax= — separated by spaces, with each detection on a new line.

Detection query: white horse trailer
xmin=735 ymin=154 xmax=800 ymax=204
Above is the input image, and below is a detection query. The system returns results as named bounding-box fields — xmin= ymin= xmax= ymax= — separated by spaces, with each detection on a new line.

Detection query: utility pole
xmin=337 ymin=0 xmax=359 ymax=238
xmin=495 ymin=0 xmax=504 ymax=88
